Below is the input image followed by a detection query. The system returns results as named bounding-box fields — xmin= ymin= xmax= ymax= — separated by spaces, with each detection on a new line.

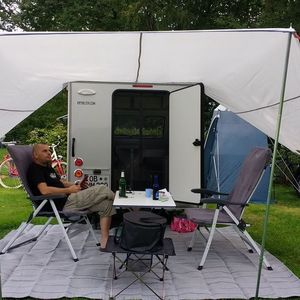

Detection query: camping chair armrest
xmin=191 ymin=188 xmax=229 ymax=196
xmin=201 ymin=198 xmax=249 ymax=207
xmin=31 ymin=194 xmax=67 ymax=201
xmin=200 ymin=198 xmax=228 ymax=205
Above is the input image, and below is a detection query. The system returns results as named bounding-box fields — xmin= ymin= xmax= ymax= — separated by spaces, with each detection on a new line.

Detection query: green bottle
xmin=119 ymin=171 xmax=126 ymax=197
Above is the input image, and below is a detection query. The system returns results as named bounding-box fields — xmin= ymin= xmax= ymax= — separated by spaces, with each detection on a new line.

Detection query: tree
xmin=5 ymin=89 xmax=68 ymax=143
xmin=0 ymin=0 xmax=270 ymax=32
xmin=1 ymin=1 xmax=299 ymax=32
xmin=288 ymin=0 xmax=300 ymax=31
xmin=0 ymin=0 xmax=22 ymax=31
xmin=27 ymin=122 xmax=67 ymax=157
xmin=117 ymin=0 xmax=263 ymax=31
xmin=258 ymin=0 xmax=300 ymax=31
xmin=0 ymin=0 xmax=128 ymax=31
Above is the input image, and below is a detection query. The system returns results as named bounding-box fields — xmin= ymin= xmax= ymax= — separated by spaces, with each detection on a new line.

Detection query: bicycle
xmin=0 ymin=142 xmax=22 ymax=189
xmin=0 ymin=140 xmax=67 ymax=189
xmin=50 ymin=140 xmax=68 ymax=180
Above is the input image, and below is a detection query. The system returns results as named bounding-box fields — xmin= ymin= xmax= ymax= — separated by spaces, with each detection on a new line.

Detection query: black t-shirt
xmin=27 ymin=162 xmax=67 ymax=211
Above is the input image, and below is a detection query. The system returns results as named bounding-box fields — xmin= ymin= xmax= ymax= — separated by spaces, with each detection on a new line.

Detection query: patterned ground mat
xmin=1 ymin=224 xmax=300 ymax=299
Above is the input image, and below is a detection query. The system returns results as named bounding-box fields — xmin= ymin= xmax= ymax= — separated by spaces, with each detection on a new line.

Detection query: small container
xmin=119 ymin=171 xmax=126 ymax=197
xmin=145 ymin=188 xmax=152 ymax=198
xmin=152 ymin=175 xmax=159 ymax=200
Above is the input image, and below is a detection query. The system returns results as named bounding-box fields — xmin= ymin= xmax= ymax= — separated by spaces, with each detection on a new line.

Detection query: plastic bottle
xmin=119 ymin=171 xmax=126 ymax=197
xmin=152 ymin=175 xmax=159 ymax=200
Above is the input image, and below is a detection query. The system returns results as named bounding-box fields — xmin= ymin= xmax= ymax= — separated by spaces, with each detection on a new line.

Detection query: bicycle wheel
xmin=54 ymin=161 xmax=68 ymax=180
xmin=0 ymin=157 xmax=22 ymax=189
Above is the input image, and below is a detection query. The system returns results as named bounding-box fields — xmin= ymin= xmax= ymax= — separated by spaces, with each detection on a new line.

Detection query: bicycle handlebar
xmin=50 ymin=137 xmax=64 ymax=161
xmin=2 ymin=141 xmax=18 ymax=146
xmin=51 ymin=136 xmax=61 ymax=149
xmin=51 ymin=141 xmax=60 ymax=149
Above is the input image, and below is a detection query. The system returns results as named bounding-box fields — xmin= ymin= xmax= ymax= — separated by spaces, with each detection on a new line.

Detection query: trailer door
xmin=169 ymin=84 xmax=203 ymax=204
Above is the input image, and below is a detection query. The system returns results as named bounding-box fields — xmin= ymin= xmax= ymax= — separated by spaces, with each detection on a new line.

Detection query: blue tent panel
xmin=204 ymin=110 xmax=270 ymax=203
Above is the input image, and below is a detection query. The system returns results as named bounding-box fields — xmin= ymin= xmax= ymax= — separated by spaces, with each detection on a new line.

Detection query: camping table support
xmin=104 ymin=236 xmax=175 ymax=300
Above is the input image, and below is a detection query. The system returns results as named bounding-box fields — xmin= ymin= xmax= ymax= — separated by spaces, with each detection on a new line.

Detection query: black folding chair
xmin=104 ymin=236 xmax=175 ymax=300
xmin=185 ymin=147 xmax=273 ymax=270
xmin=0 ymin=145 xmax=99 ymax=261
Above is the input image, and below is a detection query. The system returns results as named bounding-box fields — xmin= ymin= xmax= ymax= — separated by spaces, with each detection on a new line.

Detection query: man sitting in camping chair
xmin=27 ymin=143 xmax=116 ymax=249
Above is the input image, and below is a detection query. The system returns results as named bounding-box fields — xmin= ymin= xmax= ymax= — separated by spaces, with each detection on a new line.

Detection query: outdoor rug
xmin=1 ymin=224 xmax=300 ymax=299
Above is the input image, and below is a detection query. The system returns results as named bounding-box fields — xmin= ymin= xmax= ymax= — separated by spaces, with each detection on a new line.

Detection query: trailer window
xmin=113 ymin=115 xmax=140 ymax=136
xmin=111 ymin=89 xmax=169 ymax=191
xmin=142 ymin=116 xmax=165 ymax=138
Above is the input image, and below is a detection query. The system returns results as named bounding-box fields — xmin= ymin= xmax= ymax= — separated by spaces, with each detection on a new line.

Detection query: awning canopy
xmin=0 ymin=29 xmax=300 ymax=152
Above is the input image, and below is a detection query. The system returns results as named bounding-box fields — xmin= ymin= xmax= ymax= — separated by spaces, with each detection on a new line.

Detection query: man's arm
xmin=60 ymin=179 xmax=88 ymax=189
xmin=37 ymin=182 xmax=81 ymax=195
xmin=60 ymin=180 xmax=75 ymax=188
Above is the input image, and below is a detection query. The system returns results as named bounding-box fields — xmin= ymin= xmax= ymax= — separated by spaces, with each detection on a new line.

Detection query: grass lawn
xmin=245 ymin=184 xmax=300 ymax=277
xmin=0 ymin=147 xmax=48 ymax=236
xmin=0 ymin=187 xmax=33 ymax=237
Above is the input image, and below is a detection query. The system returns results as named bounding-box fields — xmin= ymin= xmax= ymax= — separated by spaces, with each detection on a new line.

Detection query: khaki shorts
xmin=63 ymin=185 xmax=116 ymax=217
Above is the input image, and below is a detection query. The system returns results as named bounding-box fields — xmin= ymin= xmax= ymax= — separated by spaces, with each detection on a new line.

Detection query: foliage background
xmin=1 ymin=1 xmax=299 ymax=32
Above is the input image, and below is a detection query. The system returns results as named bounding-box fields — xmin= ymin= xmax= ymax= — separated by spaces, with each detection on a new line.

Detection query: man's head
xmin=33 ymin=144 xmax=52 ymax=166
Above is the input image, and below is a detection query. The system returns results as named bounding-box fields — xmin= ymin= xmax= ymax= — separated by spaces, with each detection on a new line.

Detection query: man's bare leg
xmin=100 ymin=216 xmax=111 ymax=249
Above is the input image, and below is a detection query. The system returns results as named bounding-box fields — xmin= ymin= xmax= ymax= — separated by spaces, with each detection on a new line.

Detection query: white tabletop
xmin=113 ymin=191 xmax=176 ymax=208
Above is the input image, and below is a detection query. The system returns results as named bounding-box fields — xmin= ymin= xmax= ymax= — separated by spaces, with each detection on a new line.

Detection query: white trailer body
xmin=68 ymin=81 xmax=204 ymax=204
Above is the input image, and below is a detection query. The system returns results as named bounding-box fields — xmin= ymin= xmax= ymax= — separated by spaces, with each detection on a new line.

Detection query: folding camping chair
xmin=185 ymin=147 xmax=273 ymax=270
xmin=0 ymin=145 xmax=99 ymax=261
xmin=104 ymin=236 xmax=175 ymax=300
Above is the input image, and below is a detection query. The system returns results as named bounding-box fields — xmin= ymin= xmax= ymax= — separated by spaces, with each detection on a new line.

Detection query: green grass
xmin=0 ymin=187 xmax=55 ymax=237
xmin=245 ymin=184 xmax=300 ymax=277
xmin=0 ymin=148 xmax=33 ymax=236
xmin=0 ymin=147 xmax=7 ymax=157
xmin=0 ymin=146 xmax=49 ymax=236
xmin=0 ymin=187 xmax=33 ymax=237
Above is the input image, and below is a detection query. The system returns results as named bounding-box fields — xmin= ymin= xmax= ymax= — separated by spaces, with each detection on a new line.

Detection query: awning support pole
xmin=255 ymin=31 xmax=293 ymax=298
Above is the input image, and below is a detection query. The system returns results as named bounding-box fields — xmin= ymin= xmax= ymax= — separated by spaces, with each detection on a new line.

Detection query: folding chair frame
xmin=188 ymin=204 xmax=272 ymax=270
xmin=1 ymin=196 xmax=99 ymax=261
xmin=0 ymin=144 xmax=102 ymax=262
xmin=186 ymin=147 xmax=273 ymax=271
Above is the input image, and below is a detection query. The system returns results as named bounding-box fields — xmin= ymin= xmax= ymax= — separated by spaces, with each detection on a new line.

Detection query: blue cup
xmin=145 ymin=188 xmax=152 ymax=198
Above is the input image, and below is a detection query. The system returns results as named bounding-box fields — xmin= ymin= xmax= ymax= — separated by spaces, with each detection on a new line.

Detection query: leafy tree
xmin=116 ymin=0 xmax=263 ymax=31
xmin=0 ymin=0 xmax=281 ymax=32
xmin=175 ymin=0 xmax=262 ymax=29
xmin=0 ymin=0 xmax=21 ymax=31
xmin=1 ymin=0 xmax=127 ymax=31
xmin=27 ymin=122 xmax=67 ymax=157
xmin=288 ymin=0 xmax=300 ymax=31
xmin=1 ymin=0 xmax=299 ymax=32
xmin=5 ymin=89 xmax=67 ymax=143
xmin=258 ymin=0 xmax=300 ymax=31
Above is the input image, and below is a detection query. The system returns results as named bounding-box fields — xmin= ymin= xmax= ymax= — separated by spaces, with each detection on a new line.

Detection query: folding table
xmin=107 ymin=190 xmax=176 ymax=299
xmin=113 ymin=190 xmax=176 ymax=208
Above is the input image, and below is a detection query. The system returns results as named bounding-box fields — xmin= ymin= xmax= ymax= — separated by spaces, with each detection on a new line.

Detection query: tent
xmin=204 ymin=106 xmax=271 ymax=203
xmin=0 ymin=28 xmax=299 ymax=154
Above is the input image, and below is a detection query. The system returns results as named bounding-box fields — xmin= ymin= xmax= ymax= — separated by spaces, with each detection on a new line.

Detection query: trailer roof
xmin=0 ymin=29 xmax=300 ymax=152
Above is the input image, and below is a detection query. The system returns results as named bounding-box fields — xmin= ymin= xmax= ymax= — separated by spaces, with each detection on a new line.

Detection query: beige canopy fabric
xmin=0 ymin=28 xmax=299 ymax=152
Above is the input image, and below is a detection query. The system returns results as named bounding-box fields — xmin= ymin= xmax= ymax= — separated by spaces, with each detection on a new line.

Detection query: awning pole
xmin=255 ymin=31 xmax=293 ymax=298
xmin=0 ymin=262 xmax=2 ymax=299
